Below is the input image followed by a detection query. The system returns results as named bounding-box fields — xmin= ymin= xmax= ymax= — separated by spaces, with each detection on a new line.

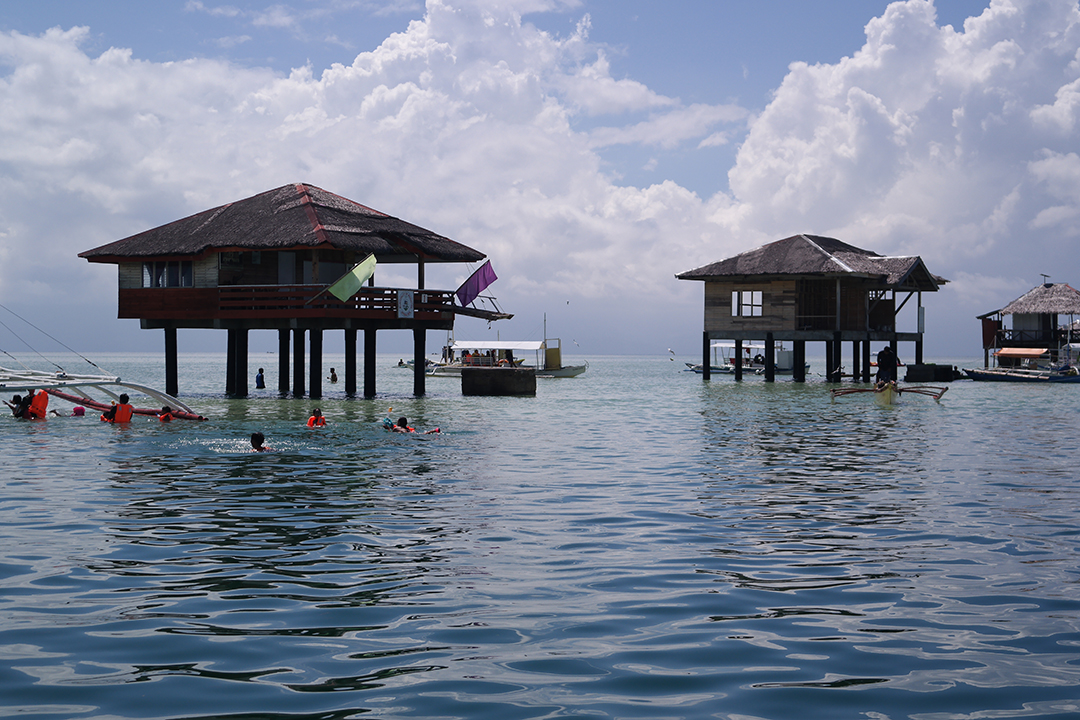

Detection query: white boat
xmin=0 ymin=366 xmax=206 ymax=419
xmin=685 ymin=341 xmax=809 ymax=375
xmin=429 ymin=338 xmax=587 ymax=378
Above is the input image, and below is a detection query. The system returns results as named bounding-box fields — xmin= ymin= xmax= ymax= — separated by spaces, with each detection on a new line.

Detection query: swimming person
xmin=250 ymin=432 xmax=271 ymax=451
xmin=382 ymin=410 xmax=440 ymax=434
xmin=307 ymin=408 xmax=326 ymax=427
xmin=158 ymin=406 xmax=174 ymax=422
xmin=101 ymin=393 xmax=134 ymax=423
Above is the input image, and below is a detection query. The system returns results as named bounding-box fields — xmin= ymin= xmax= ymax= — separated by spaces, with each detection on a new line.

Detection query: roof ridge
xmin=801 ymin=234 xmax=854 ymax=273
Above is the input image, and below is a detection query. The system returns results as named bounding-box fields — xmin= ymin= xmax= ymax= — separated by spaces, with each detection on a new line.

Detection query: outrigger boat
xmin=962 ymin=347 xmax=1080 ymax=383
xmin=830 ymin=381 xmax=948 ymax=404
xmin=0 ymin=366 xmax=206 ymax=420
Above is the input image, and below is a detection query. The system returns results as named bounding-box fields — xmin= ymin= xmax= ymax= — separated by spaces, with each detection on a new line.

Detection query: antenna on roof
xmin=1040 ymin=273 xmax=1051 ymax=284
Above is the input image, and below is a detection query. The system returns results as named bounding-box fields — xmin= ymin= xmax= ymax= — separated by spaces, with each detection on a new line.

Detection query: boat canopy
xmin=994 ymin=348 xmax=1048 ymax=358
xmin=451 ymin=340 xmax=544 ymax=351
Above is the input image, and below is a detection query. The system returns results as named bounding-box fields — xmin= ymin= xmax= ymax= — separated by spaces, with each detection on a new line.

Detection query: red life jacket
xmin=103 ymin=403 xmax=135 ymax=423
xmin=159 ymin=412 xmax=173 ymax=422
xmin=27 ymin=391 xmax=49 ymax=419
xmin=307 ymin=416 xmax=326 ymax=427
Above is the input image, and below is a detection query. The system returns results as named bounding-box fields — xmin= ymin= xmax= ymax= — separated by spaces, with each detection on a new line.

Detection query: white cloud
xmin=1 ymin=0 xmax=1078 ymax=358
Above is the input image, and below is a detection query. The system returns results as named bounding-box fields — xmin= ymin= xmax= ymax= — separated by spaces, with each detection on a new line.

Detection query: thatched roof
xmin=676 ymin=234 xmax=946 ymax=290
xmin=80 ymin=183 xmax=485 ymax=264
xmin=998 ymin=283 xmax=1080 ymax=316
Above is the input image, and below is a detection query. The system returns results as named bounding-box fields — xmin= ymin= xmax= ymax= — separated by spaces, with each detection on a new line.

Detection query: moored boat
xmin=831 ymin=381 xmax=947 ymax=403
xmin=429 ymin=339 xmax=587 ymax=378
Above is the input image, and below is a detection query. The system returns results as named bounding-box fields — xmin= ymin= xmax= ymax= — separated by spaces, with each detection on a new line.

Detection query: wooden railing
xmin=119 ymin=285 xmax=456 ymax=321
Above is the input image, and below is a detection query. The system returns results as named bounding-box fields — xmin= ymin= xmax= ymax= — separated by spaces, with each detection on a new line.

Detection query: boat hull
xmin=963 ymin=368 xmax=1080 ymax=383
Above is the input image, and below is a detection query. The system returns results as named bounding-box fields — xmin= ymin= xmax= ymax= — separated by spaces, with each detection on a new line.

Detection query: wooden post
xmin=225 ymin=327 xmax=237 ymax=396
xmin=278 ymin=329 xmax=290 ymax=394
xmin=793 ymin=340 xmax=806 ymax=382
xmin=825 ymin=341 xmax=833 ymax=382
xmin=292 ymin=328 xmax=305 ymax=397
xmin=345 ymin=328 xmax=357 ymax=396
xmin=862 ymin=336 xmax=872 ymax=382
xmin=734 ymin=339 xmax=742 ymax=381
xmin=309 ymin=328 xmax=322 ymax=399
xmin=236 ymin=327 xmax=248 ymax=397
xmin=702 ymin=332 xmax=711 ymax=380
xmin=164 ymin=326 xmax=178 ymax=397
xmin=413 ymin=327 xmax=426 ymax=397
xmin=832 ymin=332 xmax=842 ymax=382
xmin=851 ymin=340 xmax=860 ymax=383
xmin=764 ymin=333 xmax=775 ymax=382
xmin=364 ymin=328 xmax=376 ymax=398
xmin=915 ymin=339 xmax=924 ymax=365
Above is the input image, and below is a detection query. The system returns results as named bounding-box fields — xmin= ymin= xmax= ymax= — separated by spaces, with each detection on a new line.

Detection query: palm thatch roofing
xmin=676 ymin=234 xmax=946 ymax=290
xmin=997 ymin=283 xmax=1080 ymax=316
xmin=80 ymin=183 xmax=485 ymax=264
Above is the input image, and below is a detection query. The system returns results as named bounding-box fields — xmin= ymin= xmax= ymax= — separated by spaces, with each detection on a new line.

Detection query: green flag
xmin=328 ymin=255 xmax=377 ymax=302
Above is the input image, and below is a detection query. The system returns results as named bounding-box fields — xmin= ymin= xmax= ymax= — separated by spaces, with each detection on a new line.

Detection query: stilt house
xmin=676 ymin=234 xmax=946 ymax=381
xmin=976 ymin=282 xmax=1080 ymax=367
xmin=79 ymin=183 xmax=508 ymax=398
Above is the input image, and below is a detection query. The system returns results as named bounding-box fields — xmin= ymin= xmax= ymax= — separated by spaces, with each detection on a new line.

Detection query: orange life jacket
xmin=27 ymin=391 xmax=49 ymax=419
xmin=103 ymin=403 xmax=135 ymax=423
xmin=159 ymin=412 xmax=173 ymax=422
xmin=307 ymin=416 xmax=326 ymax=427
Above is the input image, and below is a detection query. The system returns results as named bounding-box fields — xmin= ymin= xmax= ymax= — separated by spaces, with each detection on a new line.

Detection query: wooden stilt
xmin=309 ymin=328 xmax=322 ymax=400
xmin=236 ymin=327 xmax=248 ymax=397
xmin=764 ymin=333 xmax=775 ymax=382
xmin=293 ymin=328 xmax=305 ymax=397
xmin=164 ymin=326 xmax=178 ymax=397
xmin=345 ymin=328 xmax=357 ymax=396
xmin=278 ymin=330 xmax=290 ymax=394
xmin=702 ymin=332 xmax=711 ymax=380
xmin=413 ymin=328 xmax=426 ymax=397
xmin=852 ymin=340 xmax=860 ymax=383
xmin=364 ymin=328 xmax=376 ymax=398
xmin=226 ymin=328 xmax=237 ymax=395
xmin=734 ymin=339 xmax=742 ymax=380
xmin=793 ymin=340 xmax=806 ymax=382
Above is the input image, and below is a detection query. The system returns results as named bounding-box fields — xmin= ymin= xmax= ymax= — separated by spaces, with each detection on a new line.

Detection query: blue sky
xmin=2 ymin=0 xmax=1078 ymax=363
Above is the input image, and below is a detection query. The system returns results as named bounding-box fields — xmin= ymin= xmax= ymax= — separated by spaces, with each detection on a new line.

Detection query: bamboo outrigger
xmin=0 ymin=366 xmax=206 ymax=420
xmin=830 ymin=381 xmax=947 ymax=404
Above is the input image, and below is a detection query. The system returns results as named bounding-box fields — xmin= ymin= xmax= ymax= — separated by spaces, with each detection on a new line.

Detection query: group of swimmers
xmin=250 ymin=406 xmax=439 ymax=451
xmin=6 ymin=390 xmax=177 ymax=423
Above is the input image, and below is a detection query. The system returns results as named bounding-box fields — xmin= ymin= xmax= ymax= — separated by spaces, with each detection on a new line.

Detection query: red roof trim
xmin=296 ymin=183 xmax=330 ymax=245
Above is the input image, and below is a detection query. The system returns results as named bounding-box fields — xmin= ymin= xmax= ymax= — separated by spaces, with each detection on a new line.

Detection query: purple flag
xmin=456 ymin=260 xmax=497 ymax=307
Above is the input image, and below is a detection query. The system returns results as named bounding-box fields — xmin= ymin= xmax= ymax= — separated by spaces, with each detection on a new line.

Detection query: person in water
xmin=101 ymin=393 xmax=134 ymax=423
xmin=11 ymin=390 xmax=49 ymax=419
xmin=307 ymin=408 xmax=326 ymax=427
xmin=158 ymin=406 xmax=174 ymax=422
xmin=255 ymin=368 xmax=265 ymax=389
xmin=251 ymin=432 xmax=271 ymax=452
xmin=5 ymin=394 xmax=27 ymax=418
xmin=328 ymin=368 xmax=338 ymax=383
xmin=383 ymin=414 xmax=440 ymax=434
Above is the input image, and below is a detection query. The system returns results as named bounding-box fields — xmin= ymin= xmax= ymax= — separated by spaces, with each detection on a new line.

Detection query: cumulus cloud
xmin=0 ymin=0 xmax=1078 ymax=357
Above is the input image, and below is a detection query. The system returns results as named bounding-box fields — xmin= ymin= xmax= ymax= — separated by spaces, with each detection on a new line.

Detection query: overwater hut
xmin=676 ymin=234 xmax=946 ymax=382
xmin=976 ymin=282 xmax=1080 ymax=367
xmin=79 ymin=183 xmax=509 ymax=398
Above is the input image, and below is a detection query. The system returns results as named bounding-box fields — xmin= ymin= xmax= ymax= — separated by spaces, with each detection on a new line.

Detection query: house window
xmin=142 ymin=261 xmax=193 ymax=288
xmin=732 ymin=290 xmax=762 ymax=317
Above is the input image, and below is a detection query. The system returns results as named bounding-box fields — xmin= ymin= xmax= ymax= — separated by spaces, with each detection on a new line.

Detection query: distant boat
xmin=963 ymin=347 xmax=1080 ymax=383
xmin=429 ymin=339 xmax=587 ymax=378
xmin=685 ymin=341 xmax=809 ymax=375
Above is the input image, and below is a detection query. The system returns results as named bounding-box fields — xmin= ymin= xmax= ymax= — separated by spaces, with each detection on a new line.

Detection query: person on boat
xmin=255 ymin=368 xmax=265 ymax=389
xmin=158 ymin=406 xmax=174 ymax=422
xmin=101 ymin=393 xmax=134 ymax=423
xmin=876 ymin=346 xmax=899 ymax=383
xmin=307 ymin=408 xmax=326 ymax=427
xmin=250 ymin=432 xmax=271 ymax=452
xmin=328 ymin=368 xmax=338 ymax=383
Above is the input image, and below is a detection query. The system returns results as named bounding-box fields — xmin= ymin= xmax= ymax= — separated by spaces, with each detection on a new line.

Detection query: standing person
xmin=24 ymin=389 xmax=49 ymax=419
xmin=876 ymin=346 xmax=898 ymax=383
xmin=255 ymin=368 xmax=265 ymax=389
xmin=307 ymin=408 xmax=326 ymax=427
xmin=328 ymin=367 xmax=338 ymax=383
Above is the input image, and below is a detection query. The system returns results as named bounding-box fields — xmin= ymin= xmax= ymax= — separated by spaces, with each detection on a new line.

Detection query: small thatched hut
xmin=977 ymin=282 xmax=1080 ymax=365
xmin=677 ymin=234 xmax=947 ymax=381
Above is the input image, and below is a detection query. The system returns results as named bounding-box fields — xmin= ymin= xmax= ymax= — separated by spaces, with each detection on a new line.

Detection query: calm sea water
xmin=2 ymin=352 xmax=1079 ymax=720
